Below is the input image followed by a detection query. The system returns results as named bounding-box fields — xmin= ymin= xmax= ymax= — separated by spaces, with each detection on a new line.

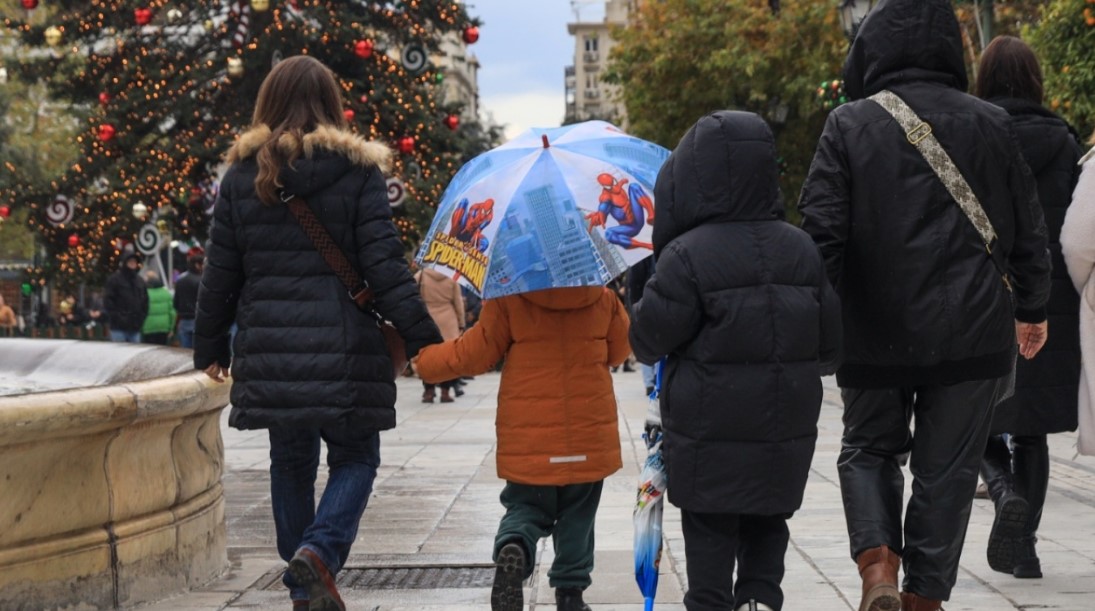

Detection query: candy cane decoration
xmin=46 ymin=195 xmax=74 ymax=226
xmin=387 ymin=177 xmax=406 ymax=208
xmin=230 ymin=1 xmax=252 ymax=49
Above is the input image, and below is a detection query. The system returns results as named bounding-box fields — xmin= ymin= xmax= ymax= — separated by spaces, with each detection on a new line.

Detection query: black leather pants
xmin=838 ymin=378 xmax=1003 ymax=600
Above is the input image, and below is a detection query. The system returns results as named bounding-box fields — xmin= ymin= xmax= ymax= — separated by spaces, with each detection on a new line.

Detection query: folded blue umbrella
xmin=635 ymin=359 xmax=667 ymax=611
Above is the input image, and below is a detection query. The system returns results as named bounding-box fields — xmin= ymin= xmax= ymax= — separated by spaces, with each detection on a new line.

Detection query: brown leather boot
xmin=856 ymin=545 xmax=901 ymax=611
xmin=440 ymin=387 xmax=454 ymax=403
xmin=901 ymin=591 xmax=944 ymax=611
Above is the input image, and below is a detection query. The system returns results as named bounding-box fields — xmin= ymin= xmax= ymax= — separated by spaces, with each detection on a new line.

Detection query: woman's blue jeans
xmin=268 ymin=426 xmax=381 ymax=602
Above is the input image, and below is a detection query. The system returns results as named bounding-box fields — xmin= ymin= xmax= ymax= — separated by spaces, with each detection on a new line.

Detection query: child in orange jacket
xmin=415 ymin=285 xmax=630 ymax=611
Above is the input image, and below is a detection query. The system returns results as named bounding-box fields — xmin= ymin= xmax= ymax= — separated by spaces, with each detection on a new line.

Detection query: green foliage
xmin=1 ymin=0 xmax=491 ymax=284
xmin=604 ymin=0 xmax=846 ymax=210
xmin=1027 ymin=0 xmax=1095 ymax=140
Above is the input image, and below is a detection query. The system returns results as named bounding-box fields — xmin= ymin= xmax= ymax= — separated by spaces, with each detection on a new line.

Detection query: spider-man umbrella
xmin=635 ymin=359 xmax=667 ymax=611
xmin=415 ymin=120 xmax=669 ymax=298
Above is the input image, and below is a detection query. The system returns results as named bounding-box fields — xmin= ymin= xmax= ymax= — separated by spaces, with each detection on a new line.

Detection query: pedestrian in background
xmin=798 ymin=1 xmax=1052 ymax=609
xmin=104 ymin=251 xmax=149 ymax=343
xmin=193 ymin=55 xmax=441 ymax=611
xmin=416 ymin=267 xmax=465 ymax=403
xmin=1061 ymin=133 xmax=1095 ymax=456
xmin=142 ymin=269 xmax=176 ymax=345
xmin=173 ymin=246 xmax=204 ymax=348
xmin=414 ymin=285 xmax=630 ymax=611
xmin=0 ymin=294 xmax=16 ymax=334
xmin=631 ymin=110 xmax=842 ymax=611
xmin=973 ymin=35 xmax=1084 ymax=581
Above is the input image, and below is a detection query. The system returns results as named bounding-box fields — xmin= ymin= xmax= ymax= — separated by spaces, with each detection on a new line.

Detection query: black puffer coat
xmin=194 ymin=125 xmax=442 ymax=431
xmin=103 ymin=254 xmax=149 ymax=333
xmin=630 ymin=111 xmax=842 ymax=515
xmin=798 ymin=0 xmax=1051 ymax=389
xmin=990 ymin=98 xmax=1083 ymax=435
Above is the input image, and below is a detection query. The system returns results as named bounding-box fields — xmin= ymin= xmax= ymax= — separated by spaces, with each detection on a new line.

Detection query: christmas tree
xmin=1 ymin=0 xmax=492 ymax=285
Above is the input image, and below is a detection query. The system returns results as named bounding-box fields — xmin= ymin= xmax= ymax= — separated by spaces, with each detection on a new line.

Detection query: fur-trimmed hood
xmin=227 ymin=124 xmax=392 ymax=173
xmin=225 ymin=124 xmax=392 ymax=199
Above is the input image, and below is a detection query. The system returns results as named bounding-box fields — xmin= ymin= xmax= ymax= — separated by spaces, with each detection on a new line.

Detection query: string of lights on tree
xmin=1 ymin=0 xmax=485 ymax=285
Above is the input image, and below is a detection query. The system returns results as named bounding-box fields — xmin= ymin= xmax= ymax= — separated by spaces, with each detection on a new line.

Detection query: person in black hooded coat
xmin=797 ymin=1 xmax=1052 ymax=609
xmin=630 ymin=111 xmax=842 ymax=611
xmin=193 ymin=56 xmax=441 ymax=611
xmin=973 ymin=35 xmax=1084 ymax=581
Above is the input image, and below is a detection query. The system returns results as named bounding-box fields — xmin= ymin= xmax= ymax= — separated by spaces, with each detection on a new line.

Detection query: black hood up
xmin=842 ymin=0 xmax=968 ymax=100
xmin=652 ymin=111 xmax=781 ymax=257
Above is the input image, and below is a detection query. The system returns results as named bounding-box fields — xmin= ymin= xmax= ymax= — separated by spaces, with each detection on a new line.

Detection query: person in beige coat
xmin=1061 ymin=134 xmax=1095 ymax=456
xmin=416 ymin=268 xmax=466 ymax=403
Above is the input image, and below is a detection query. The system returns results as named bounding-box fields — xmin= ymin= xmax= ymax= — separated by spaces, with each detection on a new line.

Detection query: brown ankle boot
xmin=901 ymin=591 xmax=944 ymax=611
xmin=440 ymin=387 xmax=454 ymax=403
xmin=856 ymin=545 xmax=901 ymax=611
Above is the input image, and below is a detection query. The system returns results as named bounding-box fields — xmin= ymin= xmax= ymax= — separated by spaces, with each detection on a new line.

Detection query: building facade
xmin=434 ymin=31 xmax=481 ymax=121
xmin=565 ymin=0 xmax=635 ymax=126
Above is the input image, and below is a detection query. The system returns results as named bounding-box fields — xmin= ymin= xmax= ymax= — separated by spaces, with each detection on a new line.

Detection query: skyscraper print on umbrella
xmin=416 ymin=121 xmax=670 ymax=298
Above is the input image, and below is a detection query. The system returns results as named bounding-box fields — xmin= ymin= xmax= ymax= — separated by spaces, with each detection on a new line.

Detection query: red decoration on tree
xmin=98 ymin=124 xmax=116 ymax=142
xmin=359 ymin=94 xmax=368 ymax=104
xmin=462 ymin=25 xmax=479 ymax=44
xmin=444 ymin=114 xmax=459 ymax=130
xmin=98 ymin=92 xmax=111 ymax=106
xmin=134 ymin=7 xmax=153 ymax=26
xmin=354 ymin=40 xmax=374 ymax=59
xmin=67 ymin=234 xmax=80 ymax=248
xmin=0 ymin=205 xmax=11 ymax=219
xmin=398 ymin=136 xmax=415 ymax=154
xmin=20 ymin=0 xmax=39 ymax=10
xmin=344 ymin=109 xmax=355 ymax=121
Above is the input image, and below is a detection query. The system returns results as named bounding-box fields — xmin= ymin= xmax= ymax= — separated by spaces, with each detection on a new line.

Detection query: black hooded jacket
xmin=103 ymin=254 xmax=149 ymax=333
xmin=194 ymin=125 xmax=442 ymax=431
xmin=798 ymin=0 xmax=1051 ymax=389
xmin=630 ymin=112 xmax=842 ymax=515
xmin=991 ymin=98 xmax=1084 ymax=435
xmin=173 ymin=256 xmax=202 ymax=320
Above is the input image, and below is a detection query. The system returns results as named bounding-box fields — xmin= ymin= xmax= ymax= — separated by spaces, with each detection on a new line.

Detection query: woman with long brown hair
xmin=975 ymin=35 xmax=1084 ymax=581
xmin=194 ymin=55 xmax=441 ymax=610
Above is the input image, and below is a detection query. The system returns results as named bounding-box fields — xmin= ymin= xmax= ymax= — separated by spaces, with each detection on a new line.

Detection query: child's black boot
xmin=555 ymin=587 xmax=591 ymax=611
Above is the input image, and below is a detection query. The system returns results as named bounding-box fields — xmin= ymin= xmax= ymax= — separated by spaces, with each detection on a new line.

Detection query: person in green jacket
xmin=142 ymin=270 xmax=176 ymax=345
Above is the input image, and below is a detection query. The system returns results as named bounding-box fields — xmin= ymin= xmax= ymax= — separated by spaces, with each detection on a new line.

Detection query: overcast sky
xmin=466 ymin=0 xmax=605 ymax=141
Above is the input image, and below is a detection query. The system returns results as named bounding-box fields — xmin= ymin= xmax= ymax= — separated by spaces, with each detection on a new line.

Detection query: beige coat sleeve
xmin=1062 ymin=152 xmax=1095 ymax=294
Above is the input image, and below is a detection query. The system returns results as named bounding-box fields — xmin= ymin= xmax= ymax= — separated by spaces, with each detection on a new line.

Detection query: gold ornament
xmin=227 ymin=57 xmax=245 ymax=78
xmin=203 ymin=19 xmax=215 ymax=32
xmin=44 ymin=26 xmax=62 ymax=47
xmin=156 ymin=219 xmax=170 ymax=234
xmin=252 ymin=0 xmax=270 ymax=11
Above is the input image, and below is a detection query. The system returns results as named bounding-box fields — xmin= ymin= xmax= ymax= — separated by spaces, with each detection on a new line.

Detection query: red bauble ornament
xmin=135 ymin=8 xmax=153 ymax=26
xmin=344 ymin=109 xmax=355 ymax=121
xmin=359 ymin=94 xmax=369 ymax=104
xmin=20 ymin=0 xmax=39 ymax=9
xmin=462 ymin=26 xmax=479 ymax=44
xmin=0 ymin=205 xmax=10 ymax=219
xmin=98 ymin=124 xmax=116 ymax=142
xmin=67 ymin=234 xmax=80 ymax=248
xmin=398 ymin=136 xmax=415 ymax=154
xmin=444 ymin=114 xmax=459 ymax=130
xmin=98 ymin=92 xmax=111 ymax=106
xmin=354 ymin=40 xmax=374 ymax=59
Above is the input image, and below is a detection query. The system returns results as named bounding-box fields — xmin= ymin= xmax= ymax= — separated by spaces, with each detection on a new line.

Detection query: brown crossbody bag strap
xmin=281 ymin=191 xmax=408 ymax=376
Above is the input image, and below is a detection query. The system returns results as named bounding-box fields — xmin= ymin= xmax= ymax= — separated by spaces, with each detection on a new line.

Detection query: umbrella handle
xmin=645 ymin=597 xmax=655 ymax=611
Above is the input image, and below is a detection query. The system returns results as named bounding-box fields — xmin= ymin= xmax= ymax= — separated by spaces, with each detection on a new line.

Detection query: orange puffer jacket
xmin=415 ymin=286 xmax=630 ymax=485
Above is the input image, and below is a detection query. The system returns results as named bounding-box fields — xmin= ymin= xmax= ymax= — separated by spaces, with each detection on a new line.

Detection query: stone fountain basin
xmin=0 ymin=339 xmax=230 ymax=610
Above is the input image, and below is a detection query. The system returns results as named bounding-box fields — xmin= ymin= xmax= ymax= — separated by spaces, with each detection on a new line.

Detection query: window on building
xmin=585 ymin=36 xmax=599 ymax=52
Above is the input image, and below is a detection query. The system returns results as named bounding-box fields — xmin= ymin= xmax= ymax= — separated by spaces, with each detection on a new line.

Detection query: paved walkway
xmin=140 ymin=372 xmax=1095 ymax=610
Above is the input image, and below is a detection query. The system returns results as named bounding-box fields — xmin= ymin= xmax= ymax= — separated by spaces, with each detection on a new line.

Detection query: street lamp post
xmin=839 ymin=0 xmax=878 ymax=41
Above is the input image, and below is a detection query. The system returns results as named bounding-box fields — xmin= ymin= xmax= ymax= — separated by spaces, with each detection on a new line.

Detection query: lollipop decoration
xmin=136 ymin=223 xmax=163 ymax=255
xmin=387 ymin=177 xmax=406 ymax=208
xmin=401 ymin=42 xmax=428 ymax=75
xmin=46 ymin=195 xmax=75 ymax=226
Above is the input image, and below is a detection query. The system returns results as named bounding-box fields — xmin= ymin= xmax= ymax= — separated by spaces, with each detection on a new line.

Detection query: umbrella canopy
xmin=415 ymin=121 xmax=670 ymax=298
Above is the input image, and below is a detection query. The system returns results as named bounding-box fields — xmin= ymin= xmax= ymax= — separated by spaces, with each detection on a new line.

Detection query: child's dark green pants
xmin=493 ymin=480 xmax=604 ymax=589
